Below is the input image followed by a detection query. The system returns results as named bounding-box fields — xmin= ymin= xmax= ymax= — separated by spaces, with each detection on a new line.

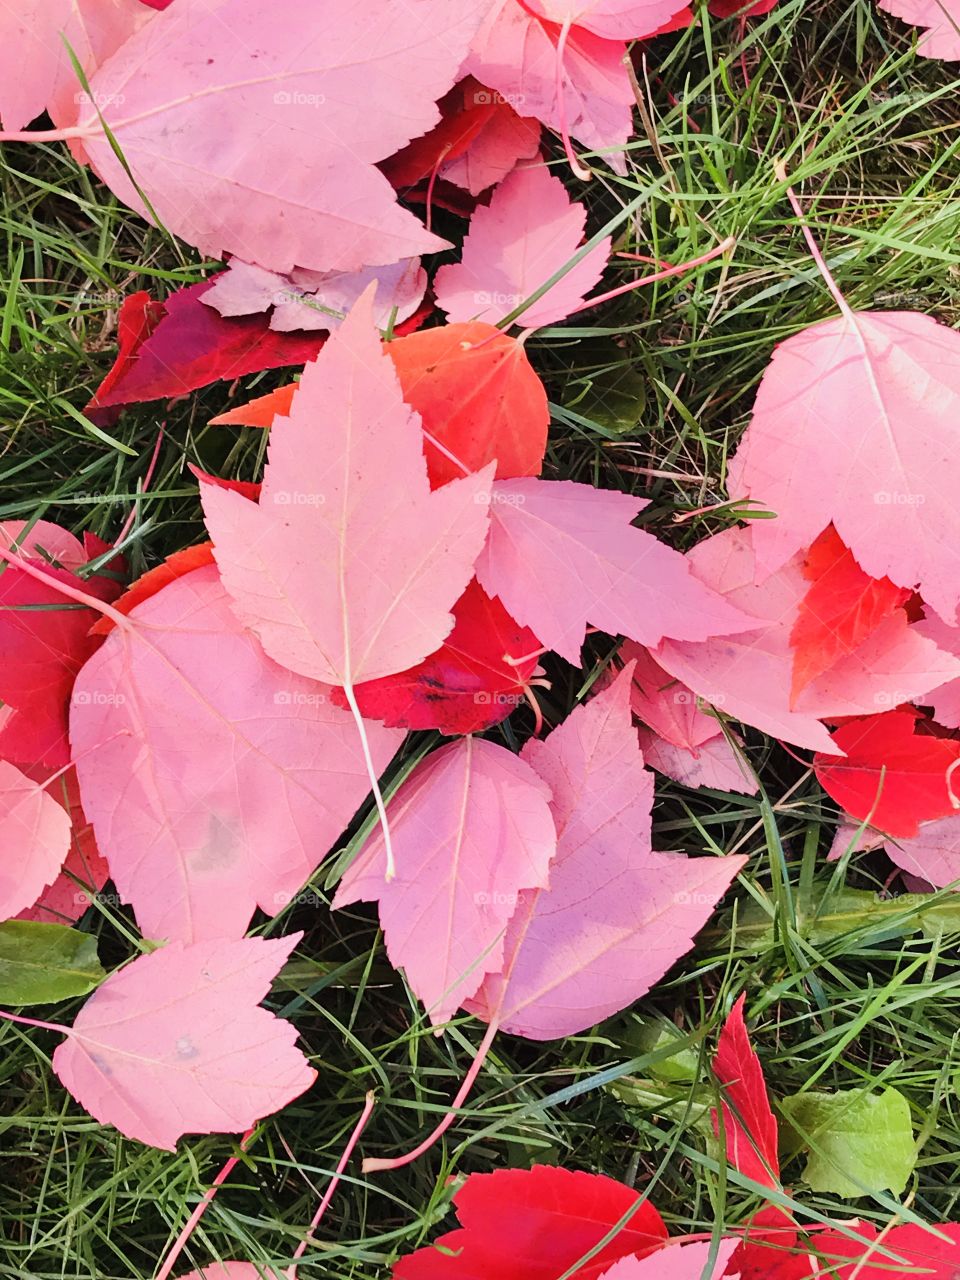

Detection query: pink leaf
xmin=0 ymin=0 xmax=155 ymax=132
xmin=473 ymin=479 xmax=756 ymax=665
xmin=465 ymin=667 xmax=746 ymax=1039
xmin=75 ymin=0 xmax=484 ymax=274
xmin=711 ymin=995 xmax=780 ymax=1190
xmin=52 ymin=934 xmax=316 ymax=1150
xmin=654 ymin=526 xmax=960 ymax=753
xmin=442 ymin=97 xmax=542 ymax=195
xmin=465 ymin=0 xmax=637 ymax=164
xmin=335 ymin=737 xmax=556 ymax=1025
xmin=523 ymin=0 xmax=695 ymax=38
xmin=913 ymin=612 xmax=960 ymax=728
xmin=16 ymin=765 xmax=109 ymax=924
xmin=882 ymin=812 xmax=960 ymax=889
xmin=203 ymin=258 xmax=427 ymax=333
xmin=70 ymin=564 xmax=403 ymax=944
xmin=727 ymin=311 xmax=960 ymax=627
xmin=876 ymin=0 xmax=960 ymax=60
xmin=434 ymin=165 xmax=611 ymax=328
xmin=201 ymin=289 xmax=492 ymax=688
xmin=622 ymin=642 xmax=727 ymax=750
xmin=637 ymin=728 xmax=758 ymax=794
xmin=179 ymin=1268 xmax=292 ymax=1280
xmin=0 ymin=760 xmax=72 ymax=922
xmin=597 ymin=1240 xmax=740 ymax=1279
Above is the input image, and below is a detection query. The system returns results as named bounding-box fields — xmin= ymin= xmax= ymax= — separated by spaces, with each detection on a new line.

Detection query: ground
xmin=2 ymin=2 xmax=960 ymax=1277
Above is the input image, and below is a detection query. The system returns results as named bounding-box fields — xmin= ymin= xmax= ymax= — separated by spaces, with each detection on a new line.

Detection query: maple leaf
xmin=708 ymin=0 xmax=780 ymax=16
xmin=434 ymin=165 xmax=611 ymax=328
xmin=392 ymin=1166 xmax=669 ymax=1280
xmin=880 ymin=811 xmax=960 ymax=888
xmin=876 ymin=0 xmax=960 ymax=60
xmin=814 ymin=709 xmax=960 ymax=838
xmin=654 ymin=526 xmax=960 ymax=754
xmin=51 ymin=0 xmax=485 ymax=274
xmin=334 ymin=736 xmax=557 ymax=1024
xmin=912 ymin=611 xmax=960 ymax=729
xmin=89 ymin=543 xmax=216 ymax=638
xmin=0 ymin=760 xmax=72 ymax=922
xmin=810 ymin=1221 xmax=960 ymax=1278
xmin=331 ymin=579 xmax=544 ymax=736
xmin=85 ymin=290 xmax=165 ymax=424
xmin=200 ymin=290 xmax=492 ymax=689
xmin=52 ymin=934 xmax=316 ymax=1149
xmin=15 ymin=765 xmax=108 ymax=924
xmin=711 ymin=995 xmax=780 ymax=1190
xmin=727 ymin=310 xmax=960 ymax=627
xmin=465 ymin=667 xmax=747 ymax=1039
xmin=790 ymin=525 xmax=910 ymax=702
xmin=0 ymin=0 xmax=155 ymax=133
xmin=637 ymin=729 xmax=758 ymax=794
xmin=202 ymin=258 xmax=427 ymax=333
xmin=70 ymin=564 xmax=404 ymax=943
xmin=0 ymin=521 xmax=124 ymax=770
xmin=472 ymin=479 xmax=756 ymax=665
xmin=87 ymin=282 xmax=327 ymax=414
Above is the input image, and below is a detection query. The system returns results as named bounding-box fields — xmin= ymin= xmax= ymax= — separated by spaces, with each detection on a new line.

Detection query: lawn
xmin=2 ymin=2 xmax=960 ymax=1277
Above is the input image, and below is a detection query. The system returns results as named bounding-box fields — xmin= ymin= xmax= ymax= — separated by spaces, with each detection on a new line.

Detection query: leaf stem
xmin=773 ymin=158 xmax=855 ymax=321
xmin=571 ymin=236 xmax=736 ymax=315
xmin=341 ymin=680 xmax=397 ymax=881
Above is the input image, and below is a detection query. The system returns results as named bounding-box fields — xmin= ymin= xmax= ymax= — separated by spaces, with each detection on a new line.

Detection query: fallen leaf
xmin=73 ymin=0 xmax=483 ymax=273
xmin=0 ymin=0 xmax=154 ymax=132
xmin=708 ymin=0 xmax=779 ymax=16
xmin=597 ymin=1240 xmax=740 ymax=1279
xmin=87 ymin=282 xmax=327 ymax=411
xmin=523 ymin=0 xmax=692 ymax=36
xmin=654 ymin=527 xmax=960 ymax=754
xmin=466 ymin=667 xmax=747 ymax=1038
xmin=201 ymin=290 xmax=492 ymax=688
xmin=0 ymin=520 xmax=123 ymax=769
xmin=882 ymin=812 xmax=960 ymax=888
xmin=335 ymin=736 xmax=557 ymax=1024
xmin=89 ymin=543 xmax=216 ymax=638
xmin=0 ymin=919 xmax=104 ymax=1005
xmin=202 ymin=258 xmax=427 ymax=333
xmin=209 ymin=385 xmax=299 ymax=430
xmin=912 ymin=611 xmax=960 ymax=728
xmin=85 ymin=291 xmax=165 ymax=424
xmin=790 ymin=525 xmax=910 ymax=702
xmin=441 ymin=92 xmax=542 ymax=195
xmin=780 ymin=1086 xmax=915 ymax=1198
xmin=623 ymin=643 xmax=725 ymax=751
xmin=52 ymin=934 xmax=316 ymax=1149
xmin=16 ymin=765 xmax=109 ymax=924
xmin=727 ymin=311 xmax=960 ymax=627
xmin=71 ymin=564 xmax=404 ymax=943
xmin=814 ymin=709 xmax=960 ymax=838
xmin=0 ymin=761 xmax=72 ymax=922
xmin=434 ymin=165 xmax=611 ymax=327
xmin=331 ymin=579 xmax=543 ymax=735
xmin=637 ymin=728 xmax=758 ymax=794
xmin=814 ymin=1222 xmax=960 ymax=1279
xmin=876 ymin=0 xmax=960 ymax=60
xmin=712 ymin=995 xmax=780 ymax=1190
xmin=392 ymin=1166 xmax=669 ymax=1280
xmin=473 ymin=479 xmax=756 ymax=665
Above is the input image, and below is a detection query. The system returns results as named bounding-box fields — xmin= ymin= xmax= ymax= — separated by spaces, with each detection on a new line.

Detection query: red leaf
xmin=812 ymin=1222 xmax=960 ymax=1279
xmin=723 ymin=1207 xmax=809 ymax=1280
xmin=815 ymin=709 xmax=960 ymax=837
xmin=381 ymin=78 xmax=498 ymax=189
xmin=87 ymin=282 xmax=327 ymax=410
xmin=790 ymin=525 xmax=910 ymax=702
xmin=86 ymin=291 xmax=165 ymax=425
xmin=392 ymin=1166 xmax=668 ymax=1280
xmin=708 ymin=0 xmax=779 ymax=17
xmin=90 ymin=544 xmax=216 ymax=639
xmin=209 ymin=383 xmax=298 ymax=429
xmin=188 ymin=464 xmax=262 ymax=505
xmin=711 ymin=995 xmax=780 ymax=1190
xmin=331 ymin=579 xmax=542 ymax=734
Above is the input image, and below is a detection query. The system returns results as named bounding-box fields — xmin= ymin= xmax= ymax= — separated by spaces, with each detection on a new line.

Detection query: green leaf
xmin=780 ymin=1086 xmax=915 ymax=1198
xmin=0 ymin=921 xmax=105 ymax=1004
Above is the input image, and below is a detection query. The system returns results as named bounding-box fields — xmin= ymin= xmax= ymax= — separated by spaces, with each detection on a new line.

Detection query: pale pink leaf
xmin=203 ymin=258 xmax=426 ymax=333
xmin=53 ymin=934 xmax=316 ymax=1150
xmin=335 ymin=737 xmax=556 ymax=1024
xmin=434 ymin=165 xmax=611 ymax=328
xmin=179 ymin=1268 xmax=292 ymax=1280
xmin=654 ymin=527 xmax=960 ymax=753
xmin=825 ymin=820 xmax=884 ymax=862
xmin=621 ymin=641 xmax=725 ymax=749
xmin=472 ymin=479 xmax=756 ymax=664
xmin=637 ymin=728 xmax=758 ymax=795
xmin=727 ymin=312 xmax=960 ymax=626
xmin=70 ymin=565 xmax=404 ymax=944
xmin=202 ymin=288 xmax=492 ymax=687
xmin=0 ymin=760 xmax=72 ymax=922
xmin=598 ymin=1240 xmax=740 ymax=1279
xmin=0 ymin=0 xmax=154 ymax=132
xmin=465 ymin=667 xmax=747 ymax=1039
xmin=465 ymin=0 xmax=636 ymax=164
xmin=876 ymin=0 xmax=960 ymax=60
xmin=77 ymin=0 xmax=485 ymax=273
xmin=912 ymin=613 xmax=960 ymax=728
xmin=441 ymin=105 xmax=542 ymax=195
xmin=883 ymin=814 xmax=960 ymax=889
xmin=523 ymin=0 xmax=694 ymax=38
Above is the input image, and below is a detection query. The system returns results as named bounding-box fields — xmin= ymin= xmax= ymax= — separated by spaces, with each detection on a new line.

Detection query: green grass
xmin=2 ymin=2 xmax=960 ymax=1277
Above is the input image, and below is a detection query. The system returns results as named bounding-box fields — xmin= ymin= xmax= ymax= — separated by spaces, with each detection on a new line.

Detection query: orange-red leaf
xmin=712 ymin=995 xmax=780 ymax=1190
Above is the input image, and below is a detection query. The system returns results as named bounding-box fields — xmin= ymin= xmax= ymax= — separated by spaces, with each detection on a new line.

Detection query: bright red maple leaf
xmin=712 ymin=995 xmax=780 ymax=1191
xmin=815 ymin=709 xmax=960 ymax=838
